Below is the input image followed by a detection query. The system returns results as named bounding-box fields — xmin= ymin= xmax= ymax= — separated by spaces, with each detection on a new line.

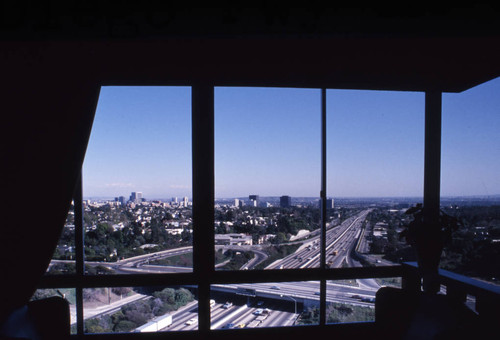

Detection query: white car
xmin=253 ymin=308 xmax=264 ymax=315
xmin=185 ymin=318 xmax=196 ymax=325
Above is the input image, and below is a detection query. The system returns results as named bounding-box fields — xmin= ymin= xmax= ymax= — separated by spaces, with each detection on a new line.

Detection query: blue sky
xmin=83 ymin=77 xmax=500 ymax=199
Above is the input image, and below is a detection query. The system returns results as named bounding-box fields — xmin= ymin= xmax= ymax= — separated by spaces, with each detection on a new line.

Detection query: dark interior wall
xmin=1 ymin=43 xmax=100 ymax=320
xmin=1 ymin=3 xmax=499 ymax=332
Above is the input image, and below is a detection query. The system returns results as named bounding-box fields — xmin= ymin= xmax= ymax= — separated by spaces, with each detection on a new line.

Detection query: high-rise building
xmin=172 ymin=197 xmax=178 ymax=203
xmin=183 ymin=197 xmax=189 ymax=206
xmin=249 ymin=195 xmax=259 ymax=201
xmin=280 ymin=195 xmax=292 ymax=208
xmin=234 ymin=198 xmax=240 ymax=207
xmin=327 ymin=198 xmax=334 ymax=209
xmin=249 ymin=195 xmax=259 ymax=207
xmin=130 ymin=192 xmax=143 ymax=204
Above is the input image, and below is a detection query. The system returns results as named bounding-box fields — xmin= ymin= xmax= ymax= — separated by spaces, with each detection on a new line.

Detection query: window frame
xmin=37 ymin=85 xmax=437 ymax=337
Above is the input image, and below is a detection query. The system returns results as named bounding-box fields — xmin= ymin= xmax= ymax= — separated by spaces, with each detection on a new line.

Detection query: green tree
xmin=174 ymin=288 xmax=193 ymax=306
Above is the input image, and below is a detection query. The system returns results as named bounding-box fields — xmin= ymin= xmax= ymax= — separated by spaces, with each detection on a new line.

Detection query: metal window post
xmin=320 ymin=88 xmax=327 ymax=325
xmin=422 ymin=90 xmax=443 ymax=294
xmin=192 ymin=84 xmax=215 ymax=333
xmin=424 ymin=91 xmax=442 ymax=225
xmin=74 ymin=172 xmax=85 ymax=336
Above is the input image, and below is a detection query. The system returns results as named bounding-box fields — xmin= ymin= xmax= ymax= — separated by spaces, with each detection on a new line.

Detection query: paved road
xmin=266 ymin=209 xmax=372 ymax=269
xmin=70 ymin=292 xmax=148 ymax=325
xmin=62 ymin=208 xmax=388 ymax=329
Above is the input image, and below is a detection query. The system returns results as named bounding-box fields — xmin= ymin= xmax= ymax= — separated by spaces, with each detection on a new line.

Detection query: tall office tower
xmin=130 ymin=192 xmax=143 ymax=204
xmin=183 ymin=197 xmax=188 ymax=206
xmin=118 ymin=196 xmax=126 ymax=205
xmin=234 ymin=198 xmax=240 ymax=207
xmin=130 ymin=192 xmax=137 ymax=202
xmin=326 ymin=198 xmax=334 ymax=209
xmin=249 ymin=195 xmax=259 ymax=207
xmin=280 ymin=195 xmax=292 ymax=208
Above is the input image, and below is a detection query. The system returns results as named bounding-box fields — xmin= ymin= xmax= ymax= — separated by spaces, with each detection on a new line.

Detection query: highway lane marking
xmin=211 ymin=304 xmax=248 ymax=329
xmin=299 ymin=211 xmax=370 ymax=268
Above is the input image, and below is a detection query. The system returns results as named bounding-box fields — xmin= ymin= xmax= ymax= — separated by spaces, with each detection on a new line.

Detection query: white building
xmin=215 ymin=233 xmax=253 ymax=246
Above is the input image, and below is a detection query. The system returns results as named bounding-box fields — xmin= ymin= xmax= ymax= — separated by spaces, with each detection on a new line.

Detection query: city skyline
xmin=83 ymin=78 xmax=500 ymax=198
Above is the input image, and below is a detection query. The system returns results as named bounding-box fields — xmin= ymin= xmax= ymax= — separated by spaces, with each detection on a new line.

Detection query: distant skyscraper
xmin=249 ymin=195 xmax=259 ymax=207
xmin=327 ymin=198 xmax=334 ymax=209
xmin=234 ymin=198 xmax=240 ymax=207
xmin=183 ymin=197 xmax=188 ymax=206
xmin=130 ymin=192 xmax=143 ymax=204
xmin=172 ymin=197 xmax=178 ymax=203
xmin=280 ymin=195 xmax=292 ymax=208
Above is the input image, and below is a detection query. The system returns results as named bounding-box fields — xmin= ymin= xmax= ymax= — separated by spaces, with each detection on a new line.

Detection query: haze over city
xmin=82 ymin=77 xmax=500 ymax=200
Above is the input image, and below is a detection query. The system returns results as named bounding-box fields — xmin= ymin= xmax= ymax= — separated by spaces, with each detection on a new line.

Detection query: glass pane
xmin=325 ymin=277 xmax=401 ymax=324
xmin=327 ymin=90 xmax=425 ymax=268
xmin=211 ymin=281 xmax=319 ymax=329
xmin=215 ymin=87 xmax=321 ymax=270
xmin=30 ymin=288 xmax=76 ymax=334
xmin=441 ymin=77 xmax=500 ymax=285
xmin=82 ymin=87 xmax=193 ymax=275
xmin=83 ymin=286 xmax=197 ymax=333
xmin=45 ymin=201 xmax=75 ymax=275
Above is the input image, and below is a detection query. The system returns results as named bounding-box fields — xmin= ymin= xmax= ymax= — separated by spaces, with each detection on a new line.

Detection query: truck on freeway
xmin=135 ymin=313 xmax=172 ymax=332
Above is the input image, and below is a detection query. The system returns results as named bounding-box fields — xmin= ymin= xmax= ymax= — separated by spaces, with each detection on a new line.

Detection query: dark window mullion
xmin=192 ymin=84 xmax=215 ymax=333
xmin=74 ymin=171 xmax=85 ymax=335
xmin=319 ymin=88 xmax=327 ymax=325
xmin=422 ymin=90 xmax=442 ymax=294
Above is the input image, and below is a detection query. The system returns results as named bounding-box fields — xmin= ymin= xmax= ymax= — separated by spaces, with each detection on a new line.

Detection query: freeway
xmin=51 ymin=244 xmax=269 ymax=275
xmin=212 ymin=280 xmax=377 ymax=307
xmin=148 ymin=283 xmax=377 ymax=333
xmin=62 ymin=208 xmax=385 ymax=330
xmin=69 ymin=292 xmax=148 ymax=325
xmin=51 ymin=209 xmax=370 ymax=274
xmin=266 ymin=209 xmax=372 ymax=269
xmin=157 ymin=300 xmax=298 ymax=331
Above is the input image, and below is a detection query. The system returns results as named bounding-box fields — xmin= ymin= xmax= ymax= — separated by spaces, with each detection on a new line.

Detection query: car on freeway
xmin=222 ymin=302 xmax=233 ymax=309
xmin=314 ymin=291 xmax=320 ymax=295
xmin=185 ymin=318 xmax=196 ymax=325
xmin=270 ymin=286 xmax=280 ymax=290
xmin=256 ymin=301 xmax=264 ymax=306
xmin=236 ymin=323 xmax=246 ymax=328
xmin=223 ymin=323 xmax=235 ymax=329
xmin=253 ymin=308 xmax=264 ymax=315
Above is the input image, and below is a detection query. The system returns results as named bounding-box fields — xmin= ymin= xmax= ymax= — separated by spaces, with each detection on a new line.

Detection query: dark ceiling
xmin=1 ymin=4 xmax=500 ymax=92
